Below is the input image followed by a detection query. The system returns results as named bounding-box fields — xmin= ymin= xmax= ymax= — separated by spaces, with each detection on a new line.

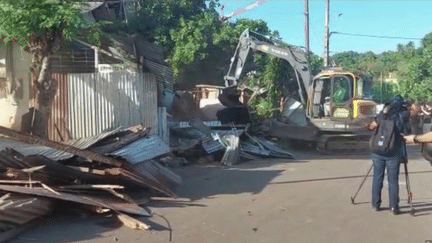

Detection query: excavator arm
xmin=224 ymin=29 xmax=311 ymax=104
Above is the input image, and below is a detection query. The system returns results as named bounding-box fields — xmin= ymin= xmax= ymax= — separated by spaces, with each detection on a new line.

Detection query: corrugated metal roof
xmin=110 ymin=135 xmax=170 ymax=164
xmin=0 ymin=127 xmax=171 ymax=164
xmin=0 ymin=127 xmax=122 ymax=161
xmin=144 ymin=59 xmax=174 ymax=92
xmin=0 ymin=185 xmax=151 ymax=216
xmin=202 ymin=130 xmax=245 ymax=154
xmin=0 ymin=194 xmax=53 ymax=226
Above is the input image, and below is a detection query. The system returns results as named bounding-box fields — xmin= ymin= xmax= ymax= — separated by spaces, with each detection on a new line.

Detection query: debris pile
xmin=0 ymin=125 xmax=180 ymax=242
xmin=170 ymin=119 xmax=295 ymax=166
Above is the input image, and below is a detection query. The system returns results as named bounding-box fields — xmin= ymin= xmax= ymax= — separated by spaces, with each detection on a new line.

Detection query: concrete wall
xmin=0 ymin=43 xmax=32 ymax=130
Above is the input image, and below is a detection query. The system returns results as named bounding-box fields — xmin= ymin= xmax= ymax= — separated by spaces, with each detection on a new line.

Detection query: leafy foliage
xmin=125 ymin=0 xmax=220 ymax=78
xmin=0 ymin=0 xmax=83 ymax=47
xmin=169 ymin=12 xmax=218 ymax=77
xmin=371 ymin=80 xmax=399 ymax=103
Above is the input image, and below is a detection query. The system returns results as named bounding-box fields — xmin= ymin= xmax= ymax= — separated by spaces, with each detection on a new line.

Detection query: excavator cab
xmin=310 ymin=69 xmax=354 ymax=120
xmin=309 ymin=68 xmax=376 ymax=121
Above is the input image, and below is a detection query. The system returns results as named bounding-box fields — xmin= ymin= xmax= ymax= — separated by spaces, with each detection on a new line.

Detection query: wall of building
xmin=48 ymin=72 xmax=158 ymax=141
xmin=0 ymin=43 xmax=32 ymax=131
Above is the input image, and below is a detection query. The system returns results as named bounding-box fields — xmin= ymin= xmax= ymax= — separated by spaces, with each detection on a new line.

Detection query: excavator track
xmin=317 ymin=134 xmax=371 ymax=154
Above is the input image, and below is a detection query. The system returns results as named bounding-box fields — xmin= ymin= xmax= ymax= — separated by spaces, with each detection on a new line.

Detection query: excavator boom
xmin=224 ymin=29 xmax=311 ymax=104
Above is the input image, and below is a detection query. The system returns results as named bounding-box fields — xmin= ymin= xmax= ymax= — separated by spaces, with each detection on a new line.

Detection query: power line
xmin=331 ymin=31 xmax=422 ymax=40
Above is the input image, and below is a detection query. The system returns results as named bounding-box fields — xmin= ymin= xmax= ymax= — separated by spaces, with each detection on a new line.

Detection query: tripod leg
xmin=351 ymin=164 xmax=373 ymax=204
xmin=403 ymin=162 xmax=415 ymax=216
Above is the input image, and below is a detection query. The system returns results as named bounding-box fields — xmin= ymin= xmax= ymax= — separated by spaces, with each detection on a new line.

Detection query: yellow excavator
xmin=223 ymin=29 xmax=377 ymax=151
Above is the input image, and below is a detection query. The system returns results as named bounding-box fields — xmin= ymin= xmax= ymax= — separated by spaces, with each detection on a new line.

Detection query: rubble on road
xmin=170 ymin=119 xmax=294 ymax=166
xmin=0 ymin=125 xmax=181 ymax=242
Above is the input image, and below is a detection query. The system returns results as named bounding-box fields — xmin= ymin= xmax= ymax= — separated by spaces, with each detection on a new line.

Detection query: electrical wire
xmin=331 ymin=32 xmax=422 ymax=40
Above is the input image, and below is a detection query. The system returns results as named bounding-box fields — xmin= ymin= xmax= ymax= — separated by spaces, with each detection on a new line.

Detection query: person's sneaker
xmin=390 ymin=207 xmax=400 ymax=215
xmin=371 ymin=206 xmax=381 ymax=212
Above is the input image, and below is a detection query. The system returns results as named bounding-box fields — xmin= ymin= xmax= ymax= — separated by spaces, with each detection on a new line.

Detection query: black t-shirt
xmin=375 ymin=109 xmax=411 ymax=158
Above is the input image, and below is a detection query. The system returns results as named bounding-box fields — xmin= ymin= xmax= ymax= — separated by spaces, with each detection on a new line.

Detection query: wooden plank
xmin=66 ymin=166 xmax=106 ymax=175
xmin=116 ymin=213 xmax=150 ymax=230
xmin=59 ymin=185 xmax=124 ymax=190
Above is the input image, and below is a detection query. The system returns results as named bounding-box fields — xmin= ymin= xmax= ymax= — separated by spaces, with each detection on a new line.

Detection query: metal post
xmin=380 ymin=72 xmax=383 ymax=103
xmin=324 ymin=0 xmax=330 ymax=67
xmin=304 ymin=0 xmax=309 ymax=54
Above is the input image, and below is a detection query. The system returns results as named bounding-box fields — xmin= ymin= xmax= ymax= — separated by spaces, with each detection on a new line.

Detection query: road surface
xmin=10 ymin=145 xmax=432 ymax=243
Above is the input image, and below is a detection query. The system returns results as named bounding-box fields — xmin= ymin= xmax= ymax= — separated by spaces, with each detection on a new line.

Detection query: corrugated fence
xmin=49 ymin=72 xmax=157 ymax=141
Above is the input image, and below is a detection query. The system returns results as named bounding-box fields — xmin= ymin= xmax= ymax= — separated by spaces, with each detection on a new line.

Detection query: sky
xmin=220 ymin=0 xmax=432 ymax=57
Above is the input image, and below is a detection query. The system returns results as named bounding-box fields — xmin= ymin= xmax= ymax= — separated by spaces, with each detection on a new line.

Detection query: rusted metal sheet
xmin=67 ymin=72 xmax=158 ymax=139
xmin=0 ymin=194 xmax=53 ymax=225
xmin=0 ymin=193 xmax=53 ymax=242
xmin=131 ymin=160 xmax=182 ymax=191
xmin=110 ymin=135 xmax=170 ymax=164
xmin=0 ymin=185 xmax=151 ymax=216
xmin=49 ymin=73 xmax=69 ymax=142
xmin=0 ymin=149 xmax=31 ymax=171
xmin=0 ymin=126 xmax=123 ymax=166
xmin=88 ymin=127 xmax=150 ymax=154
xmin=0 ymin=128 xmax=122 ymax=161
xmin=0 ymin=146 xmax=176 ymax=198
xmin=104 ymin=166 xmax=176 ymax=197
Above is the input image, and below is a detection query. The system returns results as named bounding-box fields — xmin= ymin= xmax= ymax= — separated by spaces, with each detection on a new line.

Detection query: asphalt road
xmin=10 ymin=145 xmax=432 ymax=243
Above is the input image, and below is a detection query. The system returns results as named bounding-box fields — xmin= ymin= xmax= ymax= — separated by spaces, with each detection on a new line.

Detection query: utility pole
xmin=380 ymin=72 xmax=383 ymax=103
xmin=304 ymin=0 xmax=309 ymax=54
xmin=323 ymin=0 xmax=330 ymax=67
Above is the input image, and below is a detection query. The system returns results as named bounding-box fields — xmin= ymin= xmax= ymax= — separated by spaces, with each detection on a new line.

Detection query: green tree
xmin=169 ymin=12 xmax=219 ymax=77
xmin=308 ymin=53 xmax=324 ymax=76
xmin=0 ymin=0 xmax=84 ymax=136
xmin=125 ymin=0 xmax=219 ymax=47
xmin=397 ymin=32 xmax=432 ymax=102
xmin=125 ymin=0 xmax=221 ymax=82
xmin=372 ymin=81 xmax=399 ymax=103
xmin=331 ymin=51 xmax=360 ymax=70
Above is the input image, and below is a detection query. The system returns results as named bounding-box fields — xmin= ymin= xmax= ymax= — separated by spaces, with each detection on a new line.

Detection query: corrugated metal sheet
xmin=0 ymin=194 xmax=53 ymax=225
xmin=49 ymin=73 xmax=70 ymax=142
xmin=157 ymin=107 xmax=169 ymax=144
xmin=202 ymin=130 xmax=245 ymax=154
xmin=0 ymin=185 xmax=151 ymax=216
xmin=144 ymin=59 xmax=174 ymax=92
xmin=134 ymin=39 xmax=166 ymax=64
xmin=110 ymin=135 xmax=170 ymax=164
xmin=0 ymin=148 xmax=29 ymax=170
xmin=67 ymin=72 xmax=158 ymax=139
xmin=131 ymin=160 xmax=182 ymax=190
xmin=0 ymin=128 xmax=122 ymax=161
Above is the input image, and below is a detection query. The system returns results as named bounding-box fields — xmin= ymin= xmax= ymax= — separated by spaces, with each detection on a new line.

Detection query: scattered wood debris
xmin=0 ymin=125 xmax=181 ymax=241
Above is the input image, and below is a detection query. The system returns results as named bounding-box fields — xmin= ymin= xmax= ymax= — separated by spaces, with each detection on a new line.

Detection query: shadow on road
xmin=402 ymin=202 xmax=432 ymax=217
xmin=174 ymin=166 xmax=286 ymax=200
xmin=267 ymin=170 xmax=432 ymax=185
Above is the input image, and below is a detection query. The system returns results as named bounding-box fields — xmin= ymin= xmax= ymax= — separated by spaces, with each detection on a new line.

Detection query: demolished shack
xmin=0 ymin=125 xmax=180 ymax=242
